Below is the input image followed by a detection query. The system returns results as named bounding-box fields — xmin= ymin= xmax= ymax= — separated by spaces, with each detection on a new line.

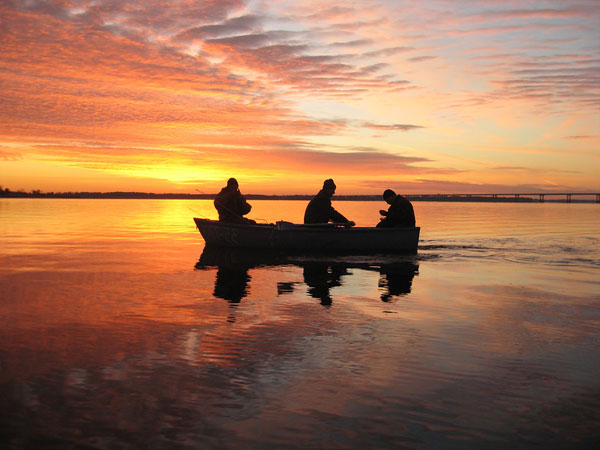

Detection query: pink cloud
xmin=562 ymin=135 xmax=599 ymax=140
xmin=362 ymin=122 xmax=424 ymax=132
xmin=175 ymin=14 xmax=263 ymax=41
xmin=447 ymin=23 xmax=572 ymax=37
xmin=469 ymin=7 xmax=595 ymax=21
xmin=407 ymin=56 xmax=437 ymax=63
xmin=330 ymin=39 xmax=373 ymax=48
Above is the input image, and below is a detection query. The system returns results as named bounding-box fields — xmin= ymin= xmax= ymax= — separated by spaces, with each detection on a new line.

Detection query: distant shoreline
xmin=1 ymin=192 xmax=597 ymax=203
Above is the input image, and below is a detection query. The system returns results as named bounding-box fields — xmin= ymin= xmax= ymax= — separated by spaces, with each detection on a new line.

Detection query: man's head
xmin=322 ymin=179 xmax=336 ymax=196
xmin=227 ymin=178 xmax=239 ymax=189
xmin=383 ymin=189 xmax=396 ymax=205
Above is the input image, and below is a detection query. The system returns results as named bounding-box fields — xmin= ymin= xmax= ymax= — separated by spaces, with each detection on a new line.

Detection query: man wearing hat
xmin=304 ymin=179 xmax=355 ymax=226
xmin=377 ymin=189 xmax=415 ymax=227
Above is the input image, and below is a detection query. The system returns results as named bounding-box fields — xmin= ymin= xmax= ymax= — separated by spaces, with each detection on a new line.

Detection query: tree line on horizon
xmin=0 ymin=187 xmax=373 ymax=200
xmin=1 ymin=186 xmax=554 ymax=202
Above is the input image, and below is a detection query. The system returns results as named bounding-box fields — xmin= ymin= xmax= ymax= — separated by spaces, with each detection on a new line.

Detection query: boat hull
xmin=194 ymin=218 xmax=420 ymax=253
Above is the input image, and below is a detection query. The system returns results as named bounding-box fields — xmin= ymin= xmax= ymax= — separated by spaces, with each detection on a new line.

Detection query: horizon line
xmin=1 ymin=189 xmax=599 ymax=203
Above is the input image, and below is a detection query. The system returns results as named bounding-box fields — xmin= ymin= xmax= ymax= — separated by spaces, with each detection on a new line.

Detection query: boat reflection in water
xmin=195 ymin=245 xmax=419 ymax=308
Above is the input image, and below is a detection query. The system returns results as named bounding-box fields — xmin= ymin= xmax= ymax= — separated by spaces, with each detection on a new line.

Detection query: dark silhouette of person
xmin=302 ymin=263 xmax=349 ymax=306
xmin=378 ymin=262 xmax=419 ymax=302
xmin=304 ymin=179 xmax=355 ymax=226
xmin=213 ymin=266 xmax=251 ymax=303
xmin=196 ymin=246 xmax=253 ymax=322
xmin=377 ymin=189 xmax=415 ymax=228
xmin=214 ymin=178 xmax=255 ymax=224
xmin=213 ymin=265 xmax=251 ymax=323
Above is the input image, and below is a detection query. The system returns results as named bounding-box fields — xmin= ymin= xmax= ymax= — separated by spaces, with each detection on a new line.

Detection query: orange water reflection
xmin=1 ymin=199 xmax=599 ymax=448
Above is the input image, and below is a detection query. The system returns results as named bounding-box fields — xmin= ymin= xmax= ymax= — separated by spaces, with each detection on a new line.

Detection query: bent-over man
xmin=377 ymin=189 xmax=415 ymax=227
xmin=304 ymin=179 xmax=355 ymax=226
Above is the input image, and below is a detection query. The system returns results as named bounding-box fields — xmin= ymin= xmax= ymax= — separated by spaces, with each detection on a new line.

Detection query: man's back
xmin=387 ymin=195 xmax=415 ymax=227
xmin=215 ymin=188 xmax=251 ymax=223
xmin=304 ymin=191 xmax=330 ymax=224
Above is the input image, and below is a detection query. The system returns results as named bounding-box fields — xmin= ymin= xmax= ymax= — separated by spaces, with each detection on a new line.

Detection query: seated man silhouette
xmin=377 ymin=189 xmax=415 ymax=227
xmin=304 ymin=179 xmax=355 ymax=226
xmin=214 ymin=178 xmax=255 ymax=224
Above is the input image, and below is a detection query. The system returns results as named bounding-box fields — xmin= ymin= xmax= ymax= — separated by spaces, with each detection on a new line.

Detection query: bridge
xmin=413 ymin=193 xmax=600 ymax=203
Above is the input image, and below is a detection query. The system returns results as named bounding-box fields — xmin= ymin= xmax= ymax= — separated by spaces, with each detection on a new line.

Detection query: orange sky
xmin=1 ymin=0 xmax=599 ymax=194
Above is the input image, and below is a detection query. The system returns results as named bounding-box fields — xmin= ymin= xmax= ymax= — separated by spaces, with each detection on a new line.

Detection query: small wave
xmin=419 ymin=238 xmax=600 ymax=270
xmin=419 ymin=244 xmax=490 ymax=251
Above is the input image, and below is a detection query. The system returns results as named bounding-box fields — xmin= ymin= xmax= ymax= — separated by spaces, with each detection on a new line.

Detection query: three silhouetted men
xmin=304 ymin=179 xmax=355 ymax=226
xmin=377 ymin=189 xmax=415 ymax=227
xmin=214 ymin=178 xmax=414 ymax=228
xmin=214 ymin=178 xmax=255 ymax=224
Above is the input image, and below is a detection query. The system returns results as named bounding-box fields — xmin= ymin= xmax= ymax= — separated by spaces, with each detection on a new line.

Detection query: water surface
xmin=1 ymin=199 xmax=599 ymax=449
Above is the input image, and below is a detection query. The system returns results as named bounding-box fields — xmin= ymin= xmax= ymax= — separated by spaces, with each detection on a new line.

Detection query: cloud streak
xmin=361 ymin=179 xmax=576 ymax=194
xmin=0 ymin=149 xmax=23 ymax=161
xmin=362 ymin=123 xmax=424 ymax=132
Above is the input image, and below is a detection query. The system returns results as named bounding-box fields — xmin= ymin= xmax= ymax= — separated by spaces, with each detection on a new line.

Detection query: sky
xmin=1 ymin=0 xmax=599 ymax=195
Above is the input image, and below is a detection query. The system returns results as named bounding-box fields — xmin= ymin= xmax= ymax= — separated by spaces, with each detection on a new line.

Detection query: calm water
xmin=1 ymin=199 xmax=599 ymax=449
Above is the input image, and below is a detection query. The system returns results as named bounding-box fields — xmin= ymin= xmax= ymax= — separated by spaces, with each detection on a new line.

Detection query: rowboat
xmin=193 ymin=218 xmax=420 ymax=252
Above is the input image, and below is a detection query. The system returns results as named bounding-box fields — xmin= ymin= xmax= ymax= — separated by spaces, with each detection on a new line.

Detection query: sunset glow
xmin=1 ymin=0 xmax=598 ymax=194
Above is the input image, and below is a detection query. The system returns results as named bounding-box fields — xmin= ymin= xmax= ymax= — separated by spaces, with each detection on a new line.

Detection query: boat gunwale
xmin=194 ymin=218 xmax=274 ymax=229
xmin=193 ymin=218 xmax=420 ymax=233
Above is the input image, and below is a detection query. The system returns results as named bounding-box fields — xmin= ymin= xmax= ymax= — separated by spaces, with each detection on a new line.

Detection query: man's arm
xmin=238 ymin=194 xmax=252 ymax=215
xmin=330 ymin=206 xmax=355 ymax=225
